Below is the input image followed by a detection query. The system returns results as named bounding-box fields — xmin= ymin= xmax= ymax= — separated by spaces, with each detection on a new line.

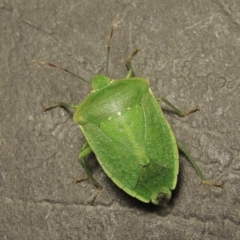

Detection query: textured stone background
xmin=1 ymin=0 xmax=239 ymax=239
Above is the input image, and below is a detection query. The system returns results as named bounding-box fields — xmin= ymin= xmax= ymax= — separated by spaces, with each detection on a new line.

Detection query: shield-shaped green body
xmin=37 ymin=25 xmax=222 ymax=205
xmin=74 ymin=77 xmax=179 ymax=205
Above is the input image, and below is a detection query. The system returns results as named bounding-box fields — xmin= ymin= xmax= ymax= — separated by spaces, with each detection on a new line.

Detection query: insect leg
xmin=77 ymin=142 xmax=102 ymax=204
xmin=124 ymin=48 xmax=139 ymax=78
xmin=177 ymin=142 xmax=223 ymax=188
xmin=156 ymin=97 xmax=200 ymax=117
xmin=44 ymin=102 xmax=78 ymax=111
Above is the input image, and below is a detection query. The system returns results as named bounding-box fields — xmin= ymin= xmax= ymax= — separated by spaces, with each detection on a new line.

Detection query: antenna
xmin=32 ymin=60 xmax=89 ymax=83
xmin=106 ymin=14 xmax=119 ymax=76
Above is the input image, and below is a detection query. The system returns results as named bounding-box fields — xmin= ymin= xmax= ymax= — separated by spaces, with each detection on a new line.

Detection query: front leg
xmin=44 ymin=102 xmax=79 ymax=112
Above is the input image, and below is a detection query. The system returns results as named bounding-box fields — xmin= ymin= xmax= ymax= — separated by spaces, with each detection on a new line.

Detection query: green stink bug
xmin=33 ymin=19 xmax=223 ymax=205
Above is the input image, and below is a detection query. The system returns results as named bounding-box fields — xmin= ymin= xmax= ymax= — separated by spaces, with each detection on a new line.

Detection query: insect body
xmin=75 ymin=75 xmax=179 ymax=204
xmin=34 ymin=20 xmax=223 ymax=205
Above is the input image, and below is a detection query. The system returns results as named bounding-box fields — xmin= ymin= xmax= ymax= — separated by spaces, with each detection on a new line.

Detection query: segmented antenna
xmin=32 ymin=60 xmax=89 ymax=83
xmin=106 ymin=14 xmax=119 ymax=76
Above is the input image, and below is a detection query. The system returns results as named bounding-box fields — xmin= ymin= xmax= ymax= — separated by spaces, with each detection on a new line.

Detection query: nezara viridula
xmin=33 ymin=19 xmax=223 ymax=205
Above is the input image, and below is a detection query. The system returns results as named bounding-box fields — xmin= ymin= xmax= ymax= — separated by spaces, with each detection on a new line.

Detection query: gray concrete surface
xmin=1 ymin=0 xmax=240 ymax=239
